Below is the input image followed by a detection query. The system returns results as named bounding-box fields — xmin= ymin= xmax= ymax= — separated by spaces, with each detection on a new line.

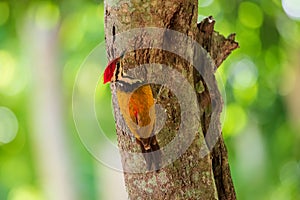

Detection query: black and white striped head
xmin=104 ymin=56 xmax=143 ymax=87
xmin=103 ymin=57 xmax=123 ymax=84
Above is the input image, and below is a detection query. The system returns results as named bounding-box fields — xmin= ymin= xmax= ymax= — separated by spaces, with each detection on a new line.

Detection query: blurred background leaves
xmin=0 ymin=0 xmax=299 ymax=199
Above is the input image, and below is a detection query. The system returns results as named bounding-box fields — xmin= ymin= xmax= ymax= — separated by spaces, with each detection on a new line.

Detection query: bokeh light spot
xmin=0 ymin=107 xmax=18 ymax=144
xmin=34 ymin=2 xmax=60 ymax=30
xmin=8 ymin=185 xmax=43 ymax=200
xmin=0 ymin=2 xmax=9 ymax=26
xmin=199 ymin=0 xmax=214 ymax=7
xmin=223 ymin=104 xmax=247 ymax=137
xmin=276 ymin=14 xmax=300 ymax=45
xmin=0 ymin=50 xmax=27 ymax=96
xmin=234 ymin=84 xmax=258 ymax=105
xmin=238 ymin=2 xmax=264 ymax=29
xmin=282 ymin=0 xmax=300 ymax=20
xmin=228 ymin=58 xmax=258 ymax=90
xmin=0 ymin=51 xmax=16 ymax=88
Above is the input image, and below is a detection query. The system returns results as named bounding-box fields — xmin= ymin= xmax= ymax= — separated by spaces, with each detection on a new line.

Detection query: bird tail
xmin=136 ymin=136 xmax=161 ymax=172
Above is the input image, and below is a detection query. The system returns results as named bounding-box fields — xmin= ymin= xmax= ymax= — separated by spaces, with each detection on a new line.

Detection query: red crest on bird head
xmin=103 ymin=58 xmax=118 ymax=84
xmin=103 ymin=52 xmax=125 ymax=84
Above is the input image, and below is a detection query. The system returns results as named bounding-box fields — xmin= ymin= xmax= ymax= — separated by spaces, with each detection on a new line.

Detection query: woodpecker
xmin=103 ymin=56 xmax=161 ymax=171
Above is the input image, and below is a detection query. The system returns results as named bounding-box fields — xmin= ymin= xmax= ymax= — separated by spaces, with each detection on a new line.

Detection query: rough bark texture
xmin=105 ymin=1 xmax=238 ymax=199
xmin=196 ymin=17 xmax=238 ymax=200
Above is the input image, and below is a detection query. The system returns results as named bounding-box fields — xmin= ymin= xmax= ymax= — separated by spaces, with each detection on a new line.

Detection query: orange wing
xmin=116 ymin=84 xmax=155 ymax=140
xmin=116 ymin=84 xmax=161 ymax=170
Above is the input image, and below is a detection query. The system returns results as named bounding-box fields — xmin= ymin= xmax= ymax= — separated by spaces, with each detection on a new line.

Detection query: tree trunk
xmin=104 ymin=0 xmax=238 ymax=199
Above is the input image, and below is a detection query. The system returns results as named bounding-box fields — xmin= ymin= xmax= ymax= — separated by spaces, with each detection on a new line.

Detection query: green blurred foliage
xmin=0 ymin=0 xmax=299 ymax=199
